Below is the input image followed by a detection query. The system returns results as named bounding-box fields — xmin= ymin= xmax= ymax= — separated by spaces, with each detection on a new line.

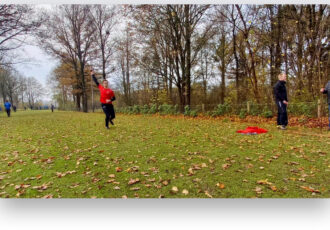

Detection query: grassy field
xmin=0 ymin=110 xmax=329 ymax=198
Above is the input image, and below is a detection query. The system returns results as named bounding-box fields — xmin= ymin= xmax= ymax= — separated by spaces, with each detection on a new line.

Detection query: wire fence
xmin=115 ymin=100 xmax=329 ymax=118
xmin=4 ymin=100 xmax=326 ymax=119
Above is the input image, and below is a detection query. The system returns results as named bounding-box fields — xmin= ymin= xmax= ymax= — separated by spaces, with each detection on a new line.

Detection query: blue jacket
xmin=322 ymin=81 xmax=330 ymax=104
xmin=4 ymin=102 xmax=11 ymax=110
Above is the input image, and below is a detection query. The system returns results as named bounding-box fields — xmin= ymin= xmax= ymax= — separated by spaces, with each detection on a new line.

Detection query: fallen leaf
xmin=216 ymin=183 xmax=225 ymax=189
xmin=255 ymin=186 xmax=263 ymax=194
xmin=246 ymin=163 xmax=254 ymax=169
xmin=257 ymin=179 xmax=272 ymax=185
xmin=188 ymin=168 xmax=194 ymax=176
xmin=108 ymin=174 xmax=115 ymax=178
xmin=182 ymin=189 xmax=189 ymax=195
xmin=116 ymin=167 xmax=123 ymax=172
xmin=204 ymin=191 xmax=213 ymax=198
xmin=92 ymin=178 xmax=100 ymax=183
xmin=15 ymin=184 xmax=30 ymax=190
xmin=222 ymin=163 xmax=231 ymax=170
xmin=300 ymin=186 xmax=320 ymax=193
xmin=162 ymin=180 xmax=169 ymax=186
xmin=128 ymin=178 xmax=140 ymax=185
xmin=42 ymin=194 xmax=53 ymax=199
xmin=270 ymin=186 xmax=277 ymax=191
xmin=32 ymin=183 xmax=48 ymax=191
xmin=130 ymin=187 xmax=140 ymax=191
xmin=171 ymin=186 xmax=178 ymax=193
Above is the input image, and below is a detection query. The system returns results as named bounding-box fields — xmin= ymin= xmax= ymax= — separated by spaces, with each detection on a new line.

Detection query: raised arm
xmin=90 ymin=70 xmax=99 ymax=87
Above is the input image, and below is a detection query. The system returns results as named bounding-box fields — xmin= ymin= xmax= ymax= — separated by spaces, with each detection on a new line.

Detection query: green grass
xmin=0 ymin=110 xmax=329 ymax=198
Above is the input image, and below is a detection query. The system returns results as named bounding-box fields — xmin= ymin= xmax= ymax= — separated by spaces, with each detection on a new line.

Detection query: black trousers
xmin=6 ymin=109 xmax=10 ymax=117
xmin=102 ymin=103 xmax=115 ymax=127
xmin=276 ymin=101 xmax=288 ymax=126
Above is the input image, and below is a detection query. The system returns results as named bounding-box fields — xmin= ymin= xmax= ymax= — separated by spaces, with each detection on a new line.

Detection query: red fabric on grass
xmin=236 ymin=126 xmax=268 ymax=134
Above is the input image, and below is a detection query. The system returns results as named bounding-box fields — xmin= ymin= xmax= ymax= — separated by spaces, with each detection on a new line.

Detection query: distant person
xmin=24 ymin=106 xmax=26 ymax=110
xmin=4 ymin=100 xmax=11 ymax=117
xmin=274 ymin=73 xmax=288 ymax=130
xmin=320 ymin=80 xmax=330 ymax=131
xmin=51 ymin=104 xmax=54 ymax=112
xmin=13 ymin=105 xmax=17 ymax=112
xmin=90 ymin=69 xmax=116 ymax=129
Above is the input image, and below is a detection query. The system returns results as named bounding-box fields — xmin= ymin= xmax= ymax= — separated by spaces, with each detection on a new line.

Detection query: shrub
xmin=184 ymin=105 xmax=198 ymax=117
xmin=148 ymin=104 xmax=158 ymax=114
xmin=140 ymin=105 xmax=149 ymax=114
xmin=159 ymin=104 xmax=177 ymax=115
xmin=287 ymin=102 xmax=317 ymax=117
xmin=239 ymin=109 xmax=247 ymax=119
xmin=132 ymin=105 xmax=140 ymax=114
xmin=249 ymin=103 xmax=262 ymax=116
xmin=262 ymin=110 xmax=273 ymax=118
xmin=212 ymin=103 xmax=230 ymax=116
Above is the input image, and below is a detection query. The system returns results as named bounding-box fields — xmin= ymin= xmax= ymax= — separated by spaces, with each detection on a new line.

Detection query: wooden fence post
xmin=247 ymin=101 xmax=250 ymax=114
xmin=317 ymin=99 xmax=321 ymax=118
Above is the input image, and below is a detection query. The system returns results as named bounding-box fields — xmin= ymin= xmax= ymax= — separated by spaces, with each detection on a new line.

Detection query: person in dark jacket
xmin=274 ymin=73 xmax=288 ymax=130
xmin=90 ymin=69 xmax=116 ymax=129
xmin=4 ymin=100 xmax=11 ymax=117
xmin=320 ymin=80 xmax=330 ymax=131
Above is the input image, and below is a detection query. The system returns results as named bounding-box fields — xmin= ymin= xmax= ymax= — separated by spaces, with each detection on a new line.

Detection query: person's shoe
xmin=276 ymin=125 xmax=281 ymax=129
xmin=280 ymin=125 xmax=287 ymax=130
xmin=105 ymin=126 xmax=110 ymax=130
xmin=110 ymin=120 xmax=114 ymax=126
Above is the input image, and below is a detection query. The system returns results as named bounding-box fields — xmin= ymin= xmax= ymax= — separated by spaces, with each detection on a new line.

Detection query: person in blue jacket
xmin=320 ymin=80 xmax=330 ymax=131
xmin=4 ymin=100 xmax=11 ymax=117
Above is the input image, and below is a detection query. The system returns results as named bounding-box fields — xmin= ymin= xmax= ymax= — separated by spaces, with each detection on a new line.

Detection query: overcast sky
xmin=14 ymin=43 xmax=58 ymax=101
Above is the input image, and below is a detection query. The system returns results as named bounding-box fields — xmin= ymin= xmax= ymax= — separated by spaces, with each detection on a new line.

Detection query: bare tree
xmin=0 ymin=5 xmax=43 ymax=66
xmin=38 ymin=5 xmax=94 ymax=112
xmin=26 ymin=76 xmax=43 ymax=108
xmin=89 ymin=5 xmax=118 ymax=79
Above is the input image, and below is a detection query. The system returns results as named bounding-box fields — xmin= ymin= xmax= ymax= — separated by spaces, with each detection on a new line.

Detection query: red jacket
xmin=92 ymin=74 xmax=116 ymax=104
xmin=98 ymin=85 xmax=115 ymax=104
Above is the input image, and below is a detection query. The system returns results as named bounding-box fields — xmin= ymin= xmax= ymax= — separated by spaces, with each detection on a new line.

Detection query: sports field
xmin=0 ymin=110 xmax=329 ymax=198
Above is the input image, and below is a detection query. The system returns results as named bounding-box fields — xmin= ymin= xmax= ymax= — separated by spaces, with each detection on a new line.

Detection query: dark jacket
xmin=322 ymin=81 xmax=330 ymax=104
xmin=274 ymin=80 xmax=288 ymax=102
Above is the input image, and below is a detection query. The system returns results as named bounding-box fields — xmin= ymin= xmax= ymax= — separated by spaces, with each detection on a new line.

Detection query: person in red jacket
xmin=90 ymin=69 xmax=116 ymax=129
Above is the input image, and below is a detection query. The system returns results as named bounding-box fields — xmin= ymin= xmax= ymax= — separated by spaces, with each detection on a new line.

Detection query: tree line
xmin=1 ymin=4 xmax=329 ymax=113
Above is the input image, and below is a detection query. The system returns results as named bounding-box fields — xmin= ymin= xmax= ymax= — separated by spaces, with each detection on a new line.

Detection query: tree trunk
xmin=185 ymin=5 xmax=191 ymax=107
xmin=220 ymin=33 xmax=226 ymax=104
